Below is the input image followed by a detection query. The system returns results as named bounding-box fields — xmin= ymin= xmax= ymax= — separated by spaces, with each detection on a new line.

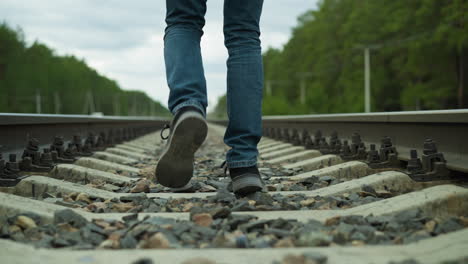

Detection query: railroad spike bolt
xmin=379 ymin=136 xmax=398 ymax=163
xmin=303 ymin=133 xmax=315 ymax=149
xmin=407 ymin=149 xmax=424 ymax=174
xmin=269 ymin=128 xmax=276 ymax=139
xmin=423 ymin=139 xmax=438 ymax=155
xmin=301 ymin=129 xmax=309 ymax=145
xmin=367 ymin=144 xmax=380 ymax=163
xmin=0 ymin=154 xmax=5 ymax=175
xmin=334 ymin=140 xmax=342 ymax=154
xmin=340 ymin=140 xmax=352 ymax=158
xmin=96 ymin=132 xmax=106 ymax=149
xmin=381 ymin=136 xmax=392 ymax=148
xmin=314 ymin=130 xmax=323 ymax=146
xmin=357 ymin=142 xmax=368 ymax=159
xmin=290 ymin=129 xmax=301 ymax=145
xmin=40 ymin=148 xmax=54 ymax=167
xmin=408 ymin=140 xmax=450 ymax=182
xmin=65 ymin=143 xmax=78 ymax=158
xmin=50 ymin=150 xmax=59 ymax=162
xmin=275 ymin=128 xmax=282 ymax=140
xmin=33 ymin=152 xmax=41 ymax=165
xmin=329 ymin=131 xmax=341 ymax=154
xmin=6 ymin=154 xmax=20 ymax=174
xmin=85 ymin=133 xmax=96 ymax=148
xmin=73 ymin=135 xmax=83 ymax=152
xmin=319 ymin=138 xmax=330 ymax=154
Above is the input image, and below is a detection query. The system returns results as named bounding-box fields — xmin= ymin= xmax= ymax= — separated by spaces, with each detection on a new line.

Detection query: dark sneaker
xmin=155 ymin=107 xmax=207 ymax=188
xmin=230 ymin=166 xmax=264 ymax=195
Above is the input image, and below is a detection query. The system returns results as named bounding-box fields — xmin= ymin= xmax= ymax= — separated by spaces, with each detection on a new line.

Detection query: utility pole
xmin=150 ymin=98 xmax=155 ymax=116
xmin=54 ymin=92 xmax=61 ymax=114
xmin=364 ymin=47 xmax=371 ymax=112
xmin=132 ymin=95 xmax=137 ymax=116
xmin=296 ymin=72 xmax=313 ymax=105
xmin=265 ymin=80 xmax=272 ymax=96
xmin=35 ymin=90 xmax=41 ymax=114
xmin=113 ymin=95 xmax=120 ymax=116
xmin=458 ymin=49 xmax=464 ymax=108
xmin=82 ymin=91 xmax=96 ymax=115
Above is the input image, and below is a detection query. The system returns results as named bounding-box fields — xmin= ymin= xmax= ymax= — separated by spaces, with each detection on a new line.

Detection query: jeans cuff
xmin=227 ymin=159 xmax=257 ymax=169
xmin=172 ymin=100 xmax=206 ymax=117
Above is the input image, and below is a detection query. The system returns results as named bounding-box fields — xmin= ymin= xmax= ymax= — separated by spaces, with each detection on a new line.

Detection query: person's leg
xmin=223 ymin=0 xmax=264 ymax=169
xmin=156 ymin=0 xmax=208 ymax=188
xmin=165 ymin=0 xmax=208 ymax=116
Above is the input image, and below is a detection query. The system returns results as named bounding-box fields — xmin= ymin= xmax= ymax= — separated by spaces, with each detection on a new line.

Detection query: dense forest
xmin=0 ymin=23 xmax=169 ymax=116
xmin=211 ymin=0 xmax=467 ymax=117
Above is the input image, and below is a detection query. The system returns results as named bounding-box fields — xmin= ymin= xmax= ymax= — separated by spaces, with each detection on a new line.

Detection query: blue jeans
xmin=165 ymin=0 xmax=264 ymax=168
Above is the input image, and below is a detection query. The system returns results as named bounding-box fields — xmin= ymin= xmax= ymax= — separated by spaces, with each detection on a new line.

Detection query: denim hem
xmin=227 ymin=159 xmax=257 ymax=169
xmin=172 ymin=100 xmax=206 ymax=117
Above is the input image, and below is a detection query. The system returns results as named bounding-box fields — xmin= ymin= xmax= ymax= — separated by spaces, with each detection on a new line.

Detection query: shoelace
xmin=160 ymin=124 xmax=171 ymax=140
xmin=220 ymin=160 xmax=228 ymax=177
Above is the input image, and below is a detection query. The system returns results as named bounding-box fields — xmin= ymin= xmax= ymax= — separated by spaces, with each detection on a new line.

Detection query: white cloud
xmin=0 ymin=0 xmax=318 ymax=113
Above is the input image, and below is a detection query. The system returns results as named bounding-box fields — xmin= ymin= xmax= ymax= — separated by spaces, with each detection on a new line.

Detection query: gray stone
xmin=143 ymin=217 xmax=175 ymax=226
xmin=434 ymin=218 xmax=463 ymax=234
xmin=120 ymin=234 xmax=138 ymax=249
xmin=303 ymin=252 xmax=328 ymax=264
xmin=80 ymin=226 xmax=105 ymax=245
xmin=208 ymin=190 xmax=236 ymax=203
xmin=395 ymin=209 xmax=422 ymax=223
xmin=60 ymin=231 xmax=82 ymax=245
xmin=298 ymin=232 xmax=332 ymax=247
xmin=353 ymin=225 xmax=376 ymax=239
xmin=362 ymin=185 xmax=377 ymax=195
xmin=52 ymin=237 xmax=71 ymax=247
xmin=34 ymin=235 xmax=54 ymax=248
xmin=341 ymin=215 xmax=366 ymax=225
xmin=239 ymin=219 xmax=273 ymax=232
xmin=122 ymin=214 xmax=139 ymax=223
xmin=319 ymin=176 xmax=334 ymax=183
xmin=245 ymin=192 xmax=275 ymax=206
xmin=132 ymin=258 xmax=154 ymax=264
xmin=54 ymin=209 xmax=88 ymax=228
xmin=350 ymin=231 xmax=367 ymax=241
xmin=235 ymin=234 xmax=249 ymax=248
xmin=102 ymin=183 xmax=121 ymax=192
xmin=120 ymin=193 xmax=147 ymax=203
xmin=251 ymin=236 xmax=274 ymax=248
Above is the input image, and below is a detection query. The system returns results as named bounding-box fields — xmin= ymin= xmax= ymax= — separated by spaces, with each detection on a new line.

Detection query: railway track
xmin=0 ymin=111 xmax=467 ymax=264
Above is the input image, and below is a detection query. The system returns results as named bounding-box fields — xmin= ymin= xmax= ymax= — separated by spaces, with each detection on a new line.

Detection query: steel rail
xmin=211 ymin=109 xmax=468 ymax=173
xmin=0 ymin=113 xmax=169 ymax=157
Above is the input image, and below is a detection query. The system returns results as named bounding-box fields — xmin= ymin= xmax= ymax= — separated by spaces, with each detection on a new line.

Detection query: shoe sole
xmin=155 ymin=111 xmax=207 ymax=188
xmin=232 ymin=174 xmax=264 ymax=195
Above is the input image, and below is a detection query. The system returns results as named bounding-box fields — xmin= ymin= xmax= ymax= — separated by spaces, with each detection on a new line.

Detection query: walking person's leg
xmin=155 ymin=0 xmax=208 ymax=188
xmin=223 ymin=0 xmax=265 ymax=194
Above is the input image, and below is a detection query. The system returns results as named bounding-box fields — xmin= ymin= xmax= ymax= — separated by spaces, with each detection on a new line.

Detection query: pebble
xmin=298 ymin=232 xmax=332 ymax=247
xmin=15 ymin=216 xmax=37 ymax=230
xmin=425 ymin=220 xmax=437 ymax=233
xmin=300 ymin=198 xmax=316 ymax=207
xmin=76 ymin=193 xmax=92 ymax=204
xmin=278 ymin=253 xmax=328 ymax=264
xmin=102 ymin=183 xmax=121 ymax=192
xmin=4 ymin=205 xmax=465 ymax=251
xmin=112 ymin=202 xmax=135 ymax=213
xmin=54 ymin=209 xmax=88 ymax=228
xmin=142 ymin=232 xmax=171 ymax=249
xmin=274 ymin=237 xmax=295 ymax=248
xmin=132 ymin=258 xmax=154 ymax=264
xmin=180 ymin=258 xmax=217 ymax=264
xmin=131 ymin=179 xmax=151 ymax=193
xmin=192 ymin=213 xmax=213 ymax=227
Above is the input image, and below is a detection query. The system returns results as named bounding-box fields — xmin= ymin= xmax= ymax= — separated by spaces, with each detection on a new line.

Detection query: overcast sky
xmin=0 ymin=0 xmax=318 ymax=113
